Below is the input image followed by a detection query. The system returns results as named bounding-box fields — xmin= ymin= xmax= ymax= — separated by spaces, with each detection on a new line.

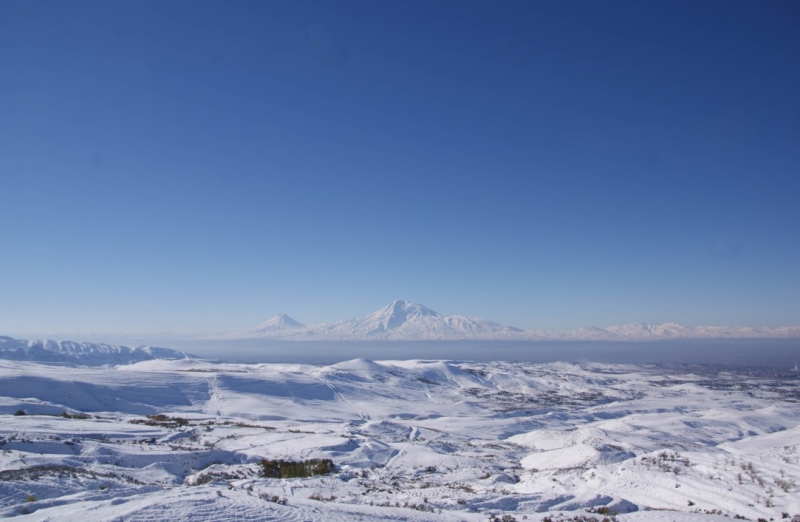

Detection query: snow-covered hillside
xmin=0 ymin=336 xmax=194 ymax=366
xmin=0 ymin=358 xmax=798 ymax=521
xmin=226 ymin=300 xmax=800 ymax=341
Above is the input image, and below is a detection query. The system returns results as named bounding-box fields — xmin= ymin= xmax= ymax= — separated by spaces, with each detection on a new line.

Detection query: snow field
xmin=0 ymin=359 xmax=797 ymax=521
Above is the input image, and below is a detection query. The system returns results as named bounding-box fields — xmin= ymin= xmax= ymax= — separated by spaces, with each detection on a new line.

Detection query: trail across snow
xmin=206 ymin=375 xmax=222 ymax=417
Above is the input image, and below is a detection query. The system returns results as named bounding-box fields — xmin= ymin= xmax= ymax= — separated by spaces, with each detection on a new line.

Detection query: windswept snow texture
xmin=227 ymin=300 xmax=800 ymax=341
xmin=0 ymin=359 xmax=798 ymax=521
xmin=0 ymin=336 xmax=194 ymax=366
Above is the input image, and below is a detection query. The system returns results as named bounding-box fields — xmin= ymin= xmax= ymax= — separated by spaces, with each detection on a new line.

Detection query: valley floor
xmin=0 ymin=358 xmax=798 ymax=521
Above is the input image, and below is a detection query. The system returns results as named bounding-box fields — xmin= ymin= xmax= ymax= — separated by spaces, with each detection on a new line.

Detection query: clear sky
xmin=1 ymin=1 xmax=799 ymax=335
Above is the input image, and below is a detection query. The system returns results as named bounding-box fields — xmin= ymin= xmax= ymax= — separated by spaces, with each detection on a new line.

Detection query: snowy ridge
xmin=226 ymin=300 xmax=800 ymax=341
xmin=537 ymin=322 xmax=800 ymax=341
xmin=0 ymin=335 xmax=195 ymax=366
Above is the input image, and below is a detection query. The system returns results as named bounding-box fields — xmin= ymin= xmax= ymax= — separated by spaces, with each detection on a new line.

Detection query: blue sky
xmin=1 ymin=1 xmax=798 ymax=334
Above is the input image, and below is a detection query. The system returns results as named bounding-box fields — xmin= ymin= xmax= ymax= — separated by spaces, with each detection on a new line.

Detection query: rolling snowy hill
xmin=0 ymin=336 xmax=195 ymax=366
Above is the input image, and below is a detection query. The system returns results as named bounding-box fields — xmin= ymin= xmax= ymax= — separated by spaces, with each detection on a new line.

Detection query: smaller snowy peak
xmin=218 ymin=313 xmax=307 ymax=339
xmin=0 ymin=336 xmax=195 ymax=366
xmin=252 ymin=313 xmax=305 ymax=332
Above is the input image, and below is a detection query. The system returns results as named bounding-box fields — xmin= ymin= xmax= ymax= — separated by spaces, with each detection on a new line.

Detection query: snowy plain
xmin=0 ymin=338 xmax=798 ymax=521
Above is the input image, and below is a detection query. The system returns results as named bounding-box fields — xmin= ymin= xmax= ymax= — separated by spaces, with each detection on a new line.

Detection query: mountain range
xmin=222 ymin=300 xmax=800 ymax=342
xmin=0 ymin=336 xmax=194 ymax=366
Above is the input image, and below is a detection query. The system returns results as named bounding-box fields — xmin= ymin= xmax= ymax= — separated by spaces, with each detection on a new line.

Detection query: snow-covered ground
xmin=1 ymin=357 xmax=798 ymax=521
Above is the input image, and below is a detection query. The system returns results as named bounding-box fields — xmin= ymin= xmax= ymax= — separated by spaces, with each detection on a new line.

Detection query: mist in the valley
xmin=134 ymin=338 xmax=800 ymax=368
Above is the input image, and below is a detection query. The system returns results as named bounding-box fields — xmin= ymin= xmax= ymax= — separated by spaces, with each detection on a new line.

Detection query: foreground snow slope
xmin=0 ymin=358 xmax=798 ymax=521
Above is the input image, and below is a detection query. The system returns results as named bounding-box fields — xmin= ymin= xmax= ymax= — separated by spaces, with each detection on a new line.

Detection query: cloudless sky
xmin=1 ymin=0 xmax=799 ymax=335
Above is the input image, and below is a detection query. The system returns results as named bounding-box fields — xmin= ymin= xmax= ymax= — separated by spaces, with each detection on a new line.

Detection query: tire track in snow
xmin=206 ymin=376 xmax=221 ymax=417
xmin=314 ymin=375 xmax=370 ymax=421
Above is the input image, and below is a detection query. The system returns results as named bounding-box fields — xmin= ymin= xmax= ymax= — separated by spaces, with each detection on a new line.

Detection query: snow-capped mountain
xmin=302 ymin=300 xmax=524 ymax=340
xmin=211 ymin=313 xmax=306 ymax=340
xmin=249 ymin=313 xmax=305 ymax=333
xmin=0 ymin=336 xmax=195 ymax=366
xmin=227 ymin=301 xmax=800 ymax=342
xmin=233 ymin=300 xmax=524 ymax=341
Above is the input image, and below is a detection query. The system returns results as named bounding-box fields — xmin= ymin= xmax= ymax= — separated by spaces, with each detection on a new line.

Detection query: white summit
xmin=304 ymin=299 xmax=524 ymax=340
xmin=248 ymin=313 xmax=305 ymax=334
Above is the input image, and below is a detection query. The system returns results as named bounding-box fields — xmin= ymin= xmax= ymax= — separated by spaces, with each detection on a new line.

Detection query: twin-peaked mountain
xmin=227 ymin=300 xmax=800 ymax=341
xmin=232 ymin=300 xmax=523 ymax=341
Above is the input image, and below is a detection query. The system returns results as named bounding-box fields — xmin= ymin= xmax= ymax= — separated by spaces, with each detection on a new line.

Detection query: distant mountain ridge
xmin=0 ymin=336 xmax=195 ymax=366
xmin=225 ymin=301 xmax=800 ymax=341
xmin=220 ymin=300 xmax=523 ymax=341
xmin=535 ymin=323 xmax=800 ymax=342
